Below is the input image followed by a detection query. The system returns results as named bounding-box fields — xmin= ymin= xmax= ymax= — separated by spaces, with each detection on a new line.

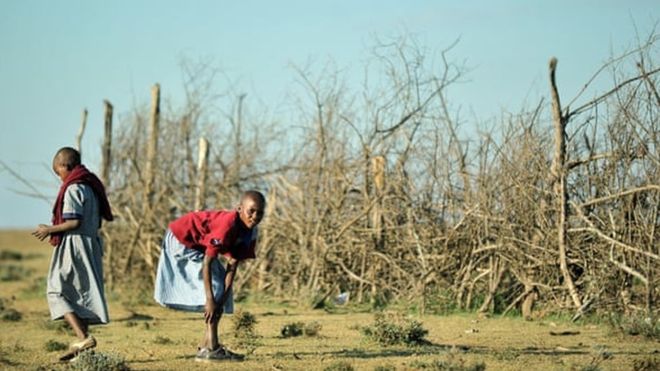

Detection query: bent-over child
xmin=32 ymin=147 xmax=113 ymax=361
xmin=154 ymin=190 xmax=265 ymax=362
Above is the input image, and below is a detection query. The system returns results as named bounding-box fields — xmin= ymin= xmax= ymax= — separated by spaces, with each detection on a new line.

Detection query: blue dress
xmin=153 ymin=229 xmax=234 ymax=313
xmin=46 ymin=184 xmax=109 ymax=324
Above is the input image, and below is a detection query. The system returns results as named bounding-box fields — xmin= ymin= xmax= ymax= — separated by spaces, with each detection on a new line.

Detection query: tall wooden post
xmin=139 ymin=84 xmax=161 ymax=275
xmin=549 ymin=57 xmax=582 ymax=310
xmin=100 ymin=101 xmax=113 ymax=287
xmin=194 ymin=137 xmax=209 ymax=211
xmin=144 ymin=83 xmax=160 ymax=212
xmin=101 ymin=101 xmax=113 ymax=187
xmin=76 ymin=108 xmax=88 ymax=155
xmin=369 ymin=155 xmax=386 ymax=304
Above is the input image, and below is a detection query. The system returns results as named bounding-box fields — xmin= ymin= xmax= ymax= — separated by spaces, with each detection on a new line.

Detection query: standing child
xmin=154 ymin=190 xmax=265 ymax=362
xmin=32 ymin=147 xmax=113 ymax=361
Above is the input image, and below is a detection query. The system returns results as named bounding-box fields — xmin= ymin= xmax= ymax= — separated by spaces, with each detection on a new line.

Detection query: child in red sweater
xmin=154 ymin=190 xmax=265 ymax=362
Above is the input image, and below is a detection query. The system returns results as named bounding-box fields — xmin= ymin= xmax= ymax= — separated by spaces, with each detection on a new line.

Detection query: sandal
xmin=58 ymin=336 xmax=97 ymax=362
xmin=195 ymin=346 xmax=245 ymax=362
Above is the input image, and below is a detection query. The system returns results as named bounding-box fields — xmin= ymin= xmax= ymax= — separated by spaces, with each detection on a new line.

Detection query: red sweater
xmin=50 ymin=165 xmax=113 ymax=246
xmin=169 ymin=210 xmax=257 ymax=260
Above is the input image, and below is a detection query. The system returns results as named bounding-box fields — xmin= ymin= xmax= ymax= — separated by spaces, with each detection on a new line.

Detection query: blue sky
xmin=0 ymin=0 xmax=657 ymax=228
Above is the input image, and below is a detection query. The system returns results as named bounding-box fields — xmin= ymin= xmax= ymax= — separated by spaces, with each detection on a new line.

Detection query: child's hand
xmin=204 ymin=298 xmax=218 ymax=323
xmin=32 ymin=224 xmax=51 ymax=241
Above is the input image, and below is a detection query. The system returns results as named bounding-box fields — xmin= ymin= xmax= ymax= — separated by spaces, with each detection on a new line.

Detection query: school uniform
xmin=154 ymin=210 xmax=257 ymax=312
xmin=47 ymin=183 xmax=110 ymax=324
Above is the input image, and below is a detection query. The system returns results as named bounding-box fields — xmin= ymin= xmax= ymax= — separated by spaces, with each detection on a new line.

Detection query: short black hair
xmin=241 ymin=190 xmax=266 ymax=206
xmin=55 ymin=147 xmax=81 ymax=170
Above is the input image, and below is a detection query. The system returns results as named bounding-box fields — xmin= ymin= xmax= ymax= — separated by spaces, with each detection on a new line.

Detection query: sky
xmin=0 ymin=0 xmax=657 ymax=228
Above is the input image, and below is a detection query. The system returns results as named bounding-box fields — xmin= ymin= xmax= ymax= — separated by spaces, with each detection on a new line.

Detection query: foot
xmin=70 ymin=336 xmax=97 ymax=351
xmin=195 ymin=346 xmax=245 ymax=362
xmin=219 ymin=345 xmax=245 ymax=360
xmin=58 ymin=336 xmax=97 ymax=362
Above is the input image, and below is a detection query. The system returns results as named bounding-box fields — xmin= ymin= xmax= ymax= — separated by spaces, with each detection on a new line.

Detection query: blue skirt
xmin=154 ymin=229 xmax=233 ymax=313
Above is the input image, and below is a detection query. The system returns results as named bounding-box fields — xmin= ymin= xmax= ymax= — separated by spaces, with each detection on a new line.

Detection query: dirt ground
xmin=0 ymin=229 xmax=657 ymax=370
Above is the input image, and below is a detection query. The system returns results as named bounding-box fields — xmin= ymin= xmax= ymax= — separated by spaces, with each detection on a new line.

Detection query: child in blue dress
xmin=32 ymin=147 xmax=113 ymax=361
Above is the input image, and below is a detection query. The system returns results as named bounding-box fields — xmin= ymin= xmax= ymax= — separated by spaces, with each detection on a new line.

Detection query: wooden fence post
xmin=194 ymin=137 xmax=209 ymax=211
xmin=369 ymin=155 xmax=386 ymax=304
xmin=100 ymin=101 xmax=113 ymax=287
xmin=139 ymin=84 xmax=160 ymax=275
xmin=101 ymin=101 xmax=113 ymax=187
xmin=76 ymin=108 xmax=88 ymax=155
xmin=549 ymin=57 xmax=582 ymax=310
xmin=144 ymin=83 xmax=160 ymax=212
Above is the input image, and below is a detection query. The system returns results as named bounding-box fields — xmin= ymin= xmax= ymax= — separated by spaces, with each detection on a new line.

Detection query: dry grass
xmin=0 ymin=229 xmax=657 ymax=370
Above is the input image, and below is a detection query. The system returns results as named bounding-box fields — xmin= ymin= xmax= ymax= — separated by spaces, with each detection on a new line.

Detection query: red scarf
xmin=50 ymin=165 xmax=114 ymax=246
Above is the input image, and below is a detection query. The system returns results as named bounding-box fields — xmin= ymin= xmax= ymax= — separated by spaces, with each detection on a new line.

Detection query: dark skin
xmin=200 ymin=195 xmax=265 ymax=350
xmin=31 ymin=152 xmax=89 ymax=340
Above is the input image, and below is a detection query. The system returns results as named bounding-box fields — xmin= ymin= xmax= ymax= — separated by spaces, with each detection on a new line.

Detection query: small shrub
xmin=152 ymin=336 xmax=172 ymax=345
xmin=304 ymin=321 xmax=322 ymax=337
xmin=0 ymin=345 xmax=16 ymax=367
xmin=20 ymin=276 xmax=46 ymax=299
xmin=231 ymin=311 xmax=261 ymax=354
xmin=608 ymin=313 xmax=659 ymax=340
xmin=114 ymin=286 xmax=153 ymax=308
xmin=1 ymin=309 xmax=22 ymax=322
xmin=232 ymin=310 xmax=258 ymax=338
xmin=44 ymin=339 xmax=68 ymax=352
xmin=409 ymin=356 xmax=486 ymax=370
xmin=67 ymin=351 xmax=130 ymax=371
xmin=362 ymin=312 xmax=429 ymax=346
xmin=0 ymin=265 xmax=31 ymax=281
xmin=281 ymin=322 xmax=304 ymax=338
xmin=374 ymin=365 xmax=396 ymax=371
xmin=493 ymin=347 xmax=519 ymax=361
xmin=43 ymin=319 xmax=71 ymax=334
xmin=324 ymin=360 xmax=354 ymax=371
xmin=633 ymin=356 xmax=660 ymax=371
xmin=0 ymin=250 xmax=22 ymax=261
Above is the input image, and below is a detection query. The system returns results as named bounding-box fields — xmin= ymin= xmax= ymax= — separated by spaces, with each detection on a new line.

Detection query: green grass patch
xmin=324 ymin=360 xmax=355 ymax=371
xmin=152 ymin=335 xmax=173 ymax=345
xmin=409 ymin=355 xmax=486 ymax=370
xmin=42 ymin=319 xmax=72 ymax=334
xmin=0 ymin=264 xmax=32 ymax=281
xmin=280 ymin=322 xmax=304 ymax=338
xmin=44 ymin=339 xmax=68 ymax=352
xmin=608 ymin=313 xmax=660 ymax=340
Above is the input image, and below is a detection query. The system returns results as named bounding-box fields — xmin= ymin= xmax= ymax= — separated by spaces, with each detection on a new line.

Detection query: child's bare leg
xmin=200 ymin=315 xmax=221 ymax=350
xmin=63 ymin=312 xmax=87 ymax=340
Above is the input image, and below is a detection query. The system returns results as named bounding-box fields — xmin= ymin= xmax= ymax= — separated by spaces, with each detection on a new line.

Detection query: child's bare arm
xmin=217 ymin=259 xmax=239 ymax=310
xmin=32 ymin=220 xmax=81 ymax=241
xmin=202 ymin=255 xmax=217 ymax=323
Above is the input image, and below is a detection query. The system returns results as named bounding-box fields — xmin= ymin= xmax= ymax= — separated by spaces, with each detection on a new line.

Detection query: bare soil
xmin=1 ymin=229 xmax=657 ymax=370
